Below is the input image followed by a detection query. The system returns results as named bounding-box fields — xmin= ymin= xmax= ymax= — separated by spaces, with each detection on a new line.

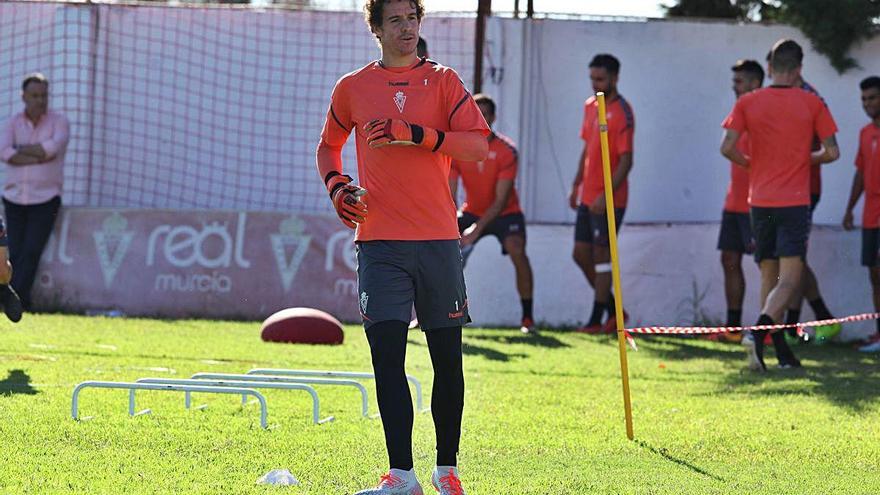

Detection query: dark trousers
xmin=3 ymin=196 xmax=61 ymax=310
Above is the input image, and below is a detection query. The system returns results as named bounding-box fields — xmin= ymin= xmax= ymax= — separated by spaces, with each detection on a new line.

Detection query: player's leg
xmin=504 ymin=234 xmax=533 ymax=304
xmin=761 ymin=256 xmax=802 ymax=324
xmin=0 ymin=246 xmax=22 ymax=323
xmin=10 ymin=196 xmax=60 ymax=311
xmin=0 ymin=216 xmax=22 ymax=323
xmin=784 ymin=265 xmax=806 ymax=336
xmin=596 ymin=208 xmax=626 ymax=333
xmin=794 ymin=195 xmax=836 ymax=339
xmin=763 ymin=255 xmax=804 ymax=367
xmin=592 ymin=240 xmax=613 ymax=327
xmin=573 ymin=204 xmax=604 ymax=333
xmin=424 ymin=326 xmax=463 ymax=470
xmin=572 ymin=205 xmax=596 ymax=287
xmin=718 ymin=211 xmax=749 ymax=328
xmin=413 ymin=240 xmax=468 ymax=493
xmin=2 ymin=199 xmax=27 ymax=307
xmin=745 ymin=206 xmax=778 ymax=371
xmin=355 ymin=241 xmax=424 ymax=494
xmin=496 ymin=213 xmax=534 ymax=333
xmin=757 ymin=206 xmax=809 ymax=368
xmin=859 ymin=229 xmax=880 ymax=352
xmin=801 ymin=264 xmax=840 ymax=342
xmin=721 ymin=251 xmax=744 ymax=315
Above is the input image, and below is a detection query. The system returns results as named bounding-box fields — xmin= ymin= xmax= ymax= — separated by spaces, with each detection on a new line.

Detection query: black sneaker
xmin=777 ymin=356 xmax=802 ymax=369
xmin=0 ymin=285 xmax=23 ymax=323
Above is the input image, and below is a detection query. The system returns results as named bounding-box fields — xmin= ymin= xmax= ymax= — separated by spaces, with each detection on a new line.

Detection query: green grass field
xmin=0 ymin=314 xmax=878 ymax=494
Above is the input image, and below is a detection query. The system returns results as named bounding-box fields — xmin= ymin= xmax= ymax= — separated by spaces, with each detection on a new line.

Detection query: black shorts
xmin=574 ymin=205 xmax=625 ymax=247
xmin=0 ymin=216 xmax=6 ymax=247
xmin=862 ymin=228 xmax=880 ymax=267
xmin=457 ymin=211 xmax=526 ymax=255
xmin=750 ymin=205 xmax=811 ymax=262
xmin=356 ymin=240 xmax=469 ymax=331
xmin=717 ymin=211 xmax=755 ymax=254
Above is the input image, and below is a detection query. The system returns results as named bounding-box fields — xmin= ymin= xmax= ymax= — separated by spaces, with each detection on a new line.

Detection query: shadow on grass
xmin=466 ymin=331 xmax=571 ymax=349
xmin=0 ymin=369 xmax=38 ymax=396
xmin=636 ymin=440 xmax=724 ymax=482
xmin=12 ymin=348 xmax=275 ymax=366
xmin=634 ymin=335 xmax=880 ymax=412
xmin=462 ymin=342 xmax=528 ymax=362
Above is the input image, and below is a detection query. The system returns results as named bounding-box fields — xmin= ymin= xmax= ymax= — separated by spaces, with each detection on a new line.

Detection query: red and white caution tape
xmin=625 ymin=312 xmax=880 ymax=335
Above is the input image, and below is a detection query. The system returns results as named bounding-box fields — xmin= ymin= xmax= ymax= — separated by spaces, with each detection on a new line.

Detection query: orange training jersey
xmin=450 ymin=131 xmax=521 ymax=217
xmin=723 ymin=132 xmax=750 ymax=213
xmin=801 ymin=81 xmax=824 ymax=196
xmin=856 ymin=123 xmax=880 ymax=228
xmin=579 ymin=95 xmax=634 ymax=208
xmin=320 ymin=59 xmax=490 ymax=241
xmin=722 ymin=86 xmax=837 ymax=208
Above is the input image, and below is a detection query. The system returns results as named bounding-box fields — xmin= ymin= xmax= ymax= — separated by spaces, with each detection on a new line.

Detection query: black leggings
xmin=366 ymin=321 xmax=464 ymax=470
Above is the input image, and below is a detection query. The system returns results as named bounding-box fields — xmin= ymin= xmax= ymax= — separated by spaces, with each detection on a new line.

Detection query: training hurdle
xmin=247 ymin=368 xmax=429 ymax=413
xmin=133 ymin=378 xmax=331 ymax=424
xmin=71 ymin=381 xmax=268 ymax=428
xmin=190 ymin=373 xmax=370 ymax=417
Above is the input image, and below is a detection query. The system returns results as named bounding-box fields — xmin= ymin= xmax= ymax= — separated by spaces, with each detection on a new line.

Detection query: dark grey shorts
xmin=574 ymin=205 xmax=625 ymax=247
xmin=750 ymin=205 xmax=811 ymax=262
xmin=717 ymin=210 xmax=755 ymax=254
xmin=356 ymin=240 xmax=469 ymax=331
xmin=458 ymin=211 xmax=526 ymax=255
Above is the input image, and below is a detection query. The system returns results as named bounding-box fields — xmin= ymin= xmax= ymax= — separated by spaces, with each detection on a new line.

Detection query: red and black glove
xmin=364 ymin=118 xmax=445 ymax=151
xmin=325 ymin=173 xmax=367 ymax=229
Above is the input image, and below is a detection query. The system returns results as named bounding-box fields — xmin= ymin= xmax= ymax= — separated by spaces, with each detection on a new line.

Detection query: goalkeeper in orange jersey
xmin=316 ymin=1 xmax=489 ymax=493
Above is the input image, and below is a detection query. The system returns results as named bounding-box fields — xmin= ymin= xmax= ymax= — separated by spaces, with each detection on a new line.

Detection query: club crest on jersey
xmin=394 ymin=91 xmax=406 ymax=113
xmin=359 ymin=291 xmax=369 ymax=314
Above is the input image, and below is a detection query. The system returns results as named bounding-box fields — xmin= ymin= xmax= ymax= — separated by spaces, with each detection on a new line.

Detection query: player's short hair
xmin=769 ymin=39 xmax=803 ymax=73
xmin=364 ymin=0 xmax=425 ymax=36
xmin=473 ymin=93 xmax=496 ymax=115
xmin=589 ymin=54 xmax=620 ymax=75
xmin=731 ymin=59 xmax=764 ymax=84
xmin=860 ymin=76 xmax=880 ymax=92
xmin=21 ymin=72 xmax=48 ymax=92
xmin=417 ymin=36 xmax=428 ymax=58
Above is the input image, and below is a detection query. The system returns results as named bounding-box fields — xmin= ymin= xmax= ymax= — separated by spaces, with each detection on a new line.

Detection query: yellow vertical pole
xmin=596 ymin=92 xmax=634 ymax=440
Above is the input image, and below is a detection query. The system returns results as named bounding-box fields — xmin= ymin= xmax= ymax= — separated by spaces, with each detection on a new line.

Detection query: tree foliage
xmin=663 ymin=0 xmax=880 ymax=73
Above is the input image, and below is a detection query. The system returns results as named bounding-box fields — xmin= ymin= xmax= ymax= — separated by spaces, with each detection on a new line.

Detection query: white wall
xmin=463 ymin=223 xmax=874 ymax=341
xmin=482 ymin=17 xmax=880 ymax=225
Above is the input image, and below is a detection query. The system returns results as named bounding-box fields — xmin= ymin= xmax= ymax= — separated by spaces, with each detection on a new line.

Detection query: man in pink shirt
xmin=0 ymin=73 xmax=69 ymax=312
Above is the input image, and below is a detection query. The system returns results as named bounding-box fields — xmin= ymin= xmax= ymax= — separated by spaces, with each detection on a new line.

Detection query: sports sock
xmin=366 ymin=321 xmax=414 ymax=471
xmin=425 ymin=326 xmax=464 ymax=468
xmin=808 ymin=297 xmax=833 ymax=320
xmin=785 ymin=309 xmax=800 ymax=337
xmin=521 ymin=299 xmax=533 ymax=321
xmin=753 ymin=314 xmax=775 ymax=367
xmin=607 ymin=295 xmax=617 ymax=318
xmin=771 ymin=329 xmax=798 ymax=363
xmin=726 ymin=309 xmax=742 ymax=328
xmin=588 ymin=301 xmax=606 ymax=326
